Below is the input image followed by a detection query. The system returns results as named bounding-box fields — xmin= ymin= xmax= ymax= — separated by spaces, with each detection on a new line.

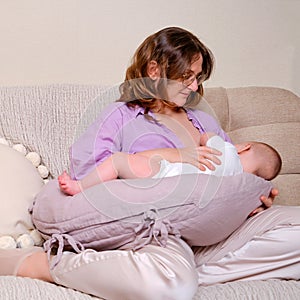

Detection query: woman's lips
xmin=180 ymin=91 xmax=190 ymax=96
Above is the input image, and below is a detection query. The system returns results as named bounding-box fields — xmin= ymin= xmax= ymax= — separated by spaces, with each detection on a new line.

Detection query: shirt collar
xmin=134 ymin=106 xmax=158 ymax=120
xmin=134 ymin=105 xmax=198 ymax=126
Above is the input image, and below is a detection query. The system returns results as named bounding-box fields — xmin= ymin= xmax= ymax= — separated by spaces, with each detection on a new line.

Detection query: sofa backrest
xmin=0 ymin=84 xmax=299 ymax=205
xmin=201 ymin=87 xmax=300 ymax=205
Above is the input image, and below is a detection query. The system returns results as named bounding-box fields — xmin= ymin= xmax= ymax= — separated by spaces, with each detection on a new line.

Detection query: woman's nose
xmin=188 ymin=78 xmax=199 ymax=92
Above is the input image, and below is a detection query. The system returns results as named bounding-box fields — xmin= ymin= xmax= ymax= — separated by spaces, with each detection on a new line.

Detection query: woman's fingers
xmin=198 ymin=146 xmax=222 ymax=156
xmin=198 ymin=156 xmax=216 ymax=171
xmin=196 ymin=146 xmax=222 ymax=171
xmin=178 ymin=146 xmax=222 ymax=171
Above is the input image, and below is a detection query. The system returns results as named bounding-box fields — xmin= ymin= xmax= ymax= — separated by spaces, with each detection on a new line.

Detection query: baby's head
xmin=237 ymin=142 xmax=282 ymax=180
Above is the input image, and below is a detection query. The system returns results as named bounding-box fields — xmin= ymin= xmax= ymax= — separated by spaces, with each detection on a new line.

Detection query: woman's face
xmin=166 ymin=55 xmax=203 ymax=107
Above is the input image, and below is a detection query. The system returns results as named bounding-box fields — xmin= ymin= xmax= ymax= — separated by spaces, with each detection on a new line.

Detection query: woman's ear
xmin=147 ymin=60 xmax=160 ymax=80
xmin=235 ymin=143 xmax=251 ymax=154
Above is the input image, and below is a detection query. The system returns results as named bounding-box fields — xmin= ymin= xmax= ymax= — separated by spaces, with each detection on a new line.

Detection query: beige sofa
xmin=0 ymin=85 xmax=299 ymax=299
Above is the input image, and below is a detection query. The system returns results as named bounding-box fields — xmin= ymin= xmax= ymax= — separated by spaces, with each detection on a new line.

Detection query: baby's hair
xmin=252 ymin=142 xmax=282 ymax=180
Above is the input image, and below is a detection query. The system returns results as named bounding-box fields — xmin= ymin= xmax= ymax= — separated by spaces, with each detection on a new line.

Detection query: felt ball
xmin=26 ymin=152 xmax=41 ymax=167
xmin=0 ymin=236 xmax=17 ymax=249
xmin=12 ymin=143 xmax=27 ymax=155
xmin=30 ymin=229 xmax=44 ymax=246
xmin=16 ymin=234 xmax=34 ymax=248
xmin=0 ymin=138 xmax=9 ymax=146
xmin=37 ymin=165 xmax=49 ymax=179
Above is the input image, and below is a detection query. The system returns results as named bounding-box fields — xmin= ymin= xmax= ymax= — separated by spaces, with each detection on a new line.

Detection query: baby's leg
xmin=58 ymin=153 xmax=161 ymax=195
xmin=75 ymin=152 xmax=158 ymax=190
xmin=113 ymin=152 xmax=161 ymax=179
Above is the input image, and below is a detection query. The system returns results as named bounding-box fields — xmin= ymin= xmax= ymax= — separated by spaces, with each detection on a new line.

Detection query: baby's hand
xmin=248 ymin=188 xmax=278 ymax=217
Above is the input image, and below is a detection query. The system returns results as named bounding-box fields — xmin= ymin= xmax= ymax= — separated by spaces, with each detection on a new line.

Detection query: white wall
xmin=0 ymin=0 xmax=299 ymax=96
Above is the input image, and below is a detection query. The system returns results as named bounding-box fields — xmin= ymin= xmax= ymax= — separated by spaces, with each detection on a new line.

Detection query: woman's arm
xmin=138 ymin=146 xmax=222 ymax=171
xmin=70 ymin=103 xmax=124 ymax=180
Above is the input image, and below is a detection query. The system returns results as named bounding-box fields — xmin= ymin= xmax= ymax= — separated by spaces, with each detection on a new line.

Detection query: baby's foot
xmin=58 ymin=171 xmax=81 ymax=195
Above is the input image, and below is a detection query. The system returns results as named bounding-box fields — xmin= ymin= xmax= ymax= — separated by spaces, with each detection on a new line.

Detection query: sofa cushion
xmin=223 ymin=87 xmax=300 ymax=205
xmin=0 ymin=143 xmax=44 ymax=244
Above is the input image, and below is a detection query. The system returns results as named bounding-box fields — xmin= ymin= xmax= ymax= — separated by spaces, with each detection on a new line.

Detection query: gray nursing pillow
xmin=31 ymin=172 xmax=271 ymax=266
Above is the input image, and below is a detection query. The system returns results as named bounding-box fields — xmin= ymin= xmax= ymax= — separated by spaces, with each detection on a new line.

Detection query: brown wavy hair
xmin=119 ymin=27 xmax=214 ymax=112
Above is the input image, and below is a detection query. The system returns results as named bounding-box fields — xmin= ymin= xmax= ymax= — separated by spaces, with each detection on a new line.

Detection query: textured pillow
xmin=0 ymin=141 xmax=48 ymax=248
xmin=32 ymin=172 xmax=272 ymax=264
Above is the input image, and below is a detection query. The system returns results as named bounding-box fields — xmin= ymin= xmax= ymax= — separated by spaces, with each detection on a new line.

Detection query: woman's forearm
xmin=137 ymin=148 xmax=182 ymax=163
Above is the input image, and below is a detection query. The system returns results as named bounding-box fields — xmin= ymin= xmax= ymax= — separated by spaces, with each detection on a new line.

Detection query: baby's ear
xmin=235 ymin=143 xmax=251 ymax=154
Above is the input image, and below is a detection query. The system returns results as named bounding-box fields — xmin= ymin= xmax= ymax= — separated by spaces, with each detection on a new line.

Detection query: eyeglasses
xmin=181 ymin=70 xmax=205 ymax=87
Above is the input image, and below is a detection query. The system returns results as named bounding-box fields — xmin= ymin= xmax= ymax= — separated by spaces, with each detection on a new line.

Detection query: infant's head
xmin=237 ymin=142 xmax=282 ymax=180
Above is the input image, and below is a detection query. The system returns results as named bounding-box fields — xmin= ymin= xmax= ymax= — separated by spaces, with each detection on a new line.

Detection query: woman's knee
xmin=130 ymin=265 xmax=198 ymax=300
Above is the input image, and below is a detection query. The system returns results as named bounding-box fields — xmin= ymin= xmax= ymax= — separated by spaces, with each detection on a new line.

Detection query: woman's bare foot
xmin=0 ymin=247 xmax=52 ymax=282
xmin=58 ymin=171 xmax=82 ymax=195
xmin=17 ymin=250 xmax=53 ymax=282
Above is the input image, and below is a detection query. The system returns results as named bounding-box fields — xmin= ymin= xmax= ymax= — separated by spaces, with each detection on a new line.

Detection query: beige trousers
xmin=50 ymin=236 xmax=199 ymax=300
xmin=194 ymin=205 xmax=300 ymax=285
xmin=50 ymin=206 xmax=300 ymax=300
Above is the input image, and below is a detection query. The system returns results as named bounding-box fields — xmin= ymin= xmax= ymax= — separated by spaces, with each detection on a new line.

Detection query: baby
xmin=59 ymin=133 xmax=282 ymax=196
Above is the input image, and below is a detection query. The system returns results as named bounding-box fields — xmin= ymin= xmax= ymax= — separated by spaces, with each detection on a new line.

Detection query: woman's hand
xmin=178 ymin=146 xmax=222 ymax=171
xmin=139 ymin=146 xmax=221 ymax=171
xmin=248 ymin=188 xmax=279 ymax=217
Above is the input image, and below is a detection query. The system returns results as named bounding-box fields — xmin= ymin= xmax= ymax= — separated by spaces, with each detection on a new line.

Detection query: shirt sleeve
xmin=69 ymin=103 xmax=123 ymax=180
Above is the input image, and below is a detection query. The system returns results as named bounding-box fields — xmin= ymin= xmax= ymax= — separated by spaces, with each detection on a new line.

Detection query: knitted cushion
xmin=0 ymin=143 xmax=45 ymax=248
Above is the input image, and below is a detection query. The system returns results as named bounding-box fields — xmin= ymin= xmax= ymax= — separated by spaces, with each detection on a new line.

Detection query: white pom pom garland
xmin=30 ymin=229 xmax=44 ymax=247
xmin=0 ymin=137 xmax=51 ymax=181
xmin=38 ymin=165 xmax=50 ymax=179
xmin=0 ymin=236 xmax=17 ymax=249
xmin=0 ymin=138 xmax=9 ymax=146
xmin=16 ymin=234 xmax=35 ymax=248
xmin=26 ymin=151 xmax=41 ymax=167
xmin=13 ymin=143 xmax=27 ymax=155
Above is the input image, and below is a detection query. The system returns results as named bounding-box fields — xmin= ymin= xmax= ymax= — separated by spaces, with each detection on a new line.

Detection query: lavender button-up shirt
xmin=70 ymin=102 xmax=231 ymax=180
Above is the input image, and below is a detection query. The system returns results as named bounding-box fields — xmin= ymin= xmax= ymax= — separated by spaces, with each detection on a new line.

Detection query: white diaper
xmin=153 ymin=160 xmax=200 ymax=179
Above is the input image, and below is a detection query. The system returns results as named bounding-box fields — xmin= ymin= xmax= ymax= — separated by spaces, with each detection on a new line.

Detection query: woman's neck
xmin=153 ymin=107 xmax=200 ymax=147
xmin=152 ymin=100 xmax=183 ymax=116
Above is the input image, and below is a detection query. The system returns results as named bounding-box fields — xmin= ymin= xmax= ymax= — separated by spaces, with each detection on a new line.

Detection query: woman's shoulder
xmin=100 ymin=101 xmax=139 ymax=116
xmin=95 ymin=102 xmax=143 ymax=126
xmin=102 ymin=101 xmax=127 ymax=113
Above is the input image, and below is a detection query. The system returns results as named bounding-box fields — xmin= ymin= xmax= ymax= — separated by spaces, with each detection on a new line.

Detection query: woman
xmin=1 ymin=27 xmax=300 ymax=300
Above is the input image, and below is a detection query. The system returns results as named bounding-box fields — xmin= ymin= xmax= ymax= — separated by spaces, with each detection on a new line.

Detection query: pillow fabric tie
xmin=133 ymin=208 xmax=181 ymax=250
xmin=43 ymin=233 xmax=84 ymax=269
